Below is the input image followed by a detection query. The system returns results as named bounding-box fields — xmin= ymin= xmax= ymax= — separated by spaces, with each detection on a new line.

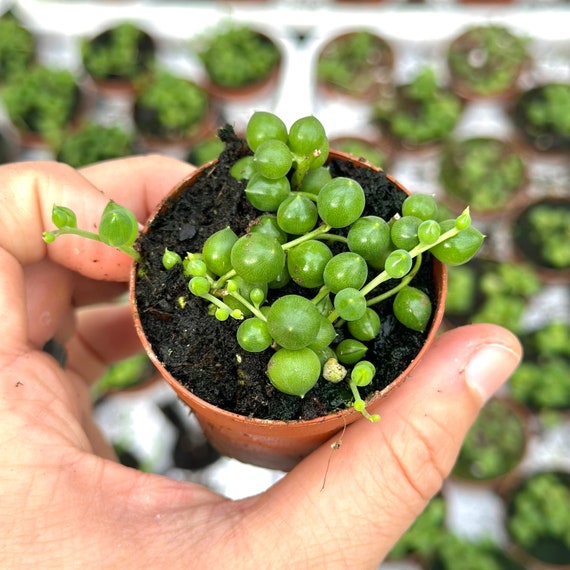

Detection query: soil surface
xmin=135 ymin=127 xmax=436 ymax=421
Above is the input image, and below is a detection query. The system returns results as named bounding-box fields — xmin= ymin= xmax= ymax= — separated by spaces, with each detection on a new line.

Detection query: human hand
xmin=0 ymin=157 xmax=522 ymax=569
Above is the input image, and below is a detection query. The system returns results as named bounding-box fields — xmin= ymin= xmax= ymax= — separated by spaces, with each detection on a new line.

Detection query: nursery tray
xmin=2 ymin=2 xmax=569 ymax=568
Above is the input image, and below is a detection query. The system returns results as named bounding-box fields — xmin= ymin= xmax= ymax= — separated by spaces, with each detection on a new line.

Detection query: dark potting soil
xmin=135 ymin=127 xmax=436 ymax=421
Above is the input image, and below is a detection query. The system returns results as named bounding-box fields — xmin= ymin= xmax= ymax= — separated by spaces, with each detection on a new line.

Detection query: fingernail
xmin=465 ymin=344 xmax=522 ymax=404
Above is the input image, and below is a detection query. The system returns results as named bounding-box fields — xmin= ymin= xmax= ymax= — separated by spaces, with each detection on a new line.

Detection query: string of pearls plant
xmin=43 ymin=111 xmax=484 ymax=421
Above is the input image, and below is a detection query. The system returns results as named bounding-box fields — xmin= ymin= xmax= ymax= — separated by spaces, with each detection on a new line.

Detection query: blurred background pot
xmin=438 ymin=136 xmax=528 ymax=219
xmin=80 ymin=21 xmax=156 ymax=94
xmin=512 ymin=83 xmax=570 ymax=154
xmin=194 ymin=22 xmax=281 ymax=101
xmin=316 ymin=30 xmax=394 ymax=101
xmin=372 ymin=67 xmax=463 ymax=152
xmin=450 ymin=396 xmax=529 ymax=489
xmin=505 ymin=470 xmax=570 ymax=567
xmin=446 ymin=24 xmax=530 ymax=101
xmin=510 ymin=195 xmax=570 ymax=284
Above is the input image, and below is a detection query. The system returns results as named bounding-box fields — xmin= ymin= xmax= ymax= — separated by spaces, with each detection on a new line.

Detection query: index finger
xmin=0 ymin=156 xmax=194 ymax=282
xmin=79 ymin=154 xmax=195 ymax=222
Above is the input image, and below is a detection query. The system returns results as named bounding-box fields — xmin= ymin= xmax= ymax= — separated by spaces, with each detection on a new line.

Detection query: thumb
xmin=250 ymin=324 xmax=522 ymax=569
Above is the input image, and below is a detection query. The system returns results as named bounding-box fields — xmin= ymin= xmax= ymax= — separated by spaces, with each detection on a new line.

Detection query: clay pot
xmin=129 ymin=150 xmax=447 ymax=471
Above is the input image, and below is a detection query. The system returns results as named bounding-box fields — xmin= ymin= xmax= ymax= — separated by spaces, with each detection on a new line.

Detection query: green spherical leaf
xmin=245 ymin=173 xmax=291 ymax=212
xmin=253 ymin=139 xmax=293 ymax=180
xmin=317 ymin=177 xmax=365 ymax=228
xmin=333 ymin=288 xmax=367 ymax=321
xmin=384 ymin=249 xmax=413 ymax=279
xmin=287 ymin=239 xmax=333 ymax=288
xmin=351 ymin=360 xmax=376 ymax=387
xmin=162 ymin=248 xmax=182 ymax=270
xmin=266 ymin=294 xmax=321 ymax=350
xmin=323 ymin=252 xmax=368 ymax=293
xmin=335 ymin=338 xmax=368 ymax=365
xmin=99 ymin=202 xmax=138 ymax=248
xmin=249 ymin=214 xmax=288 ymax=245
xmin=308 ymin=316 xmax=338 ymax=351
xmin=230 ymin=156 xmax=255 ymax=181
xmin=347 ymin=308 xmax=381 ymax=341
xmin=431 ymin=220 xmax=484 ymax=266
xmin=267 ymin=347 xmax=321 ymax=397
xmin=402 ymin=193 xmax=439 ymax=221
xmin=347 ymin=215 xmax=391 ymax=261
xmin=236 ymin=317 xmax=272 ymax=352
xmin=189 ymin=276 xmax=210 ymax=297
xmin=297 ymin=166 xmax=332 ymax=195
xmin=417 ymin=219 xmax=441 ymax=245
xmin=231 ymin=232 xmax=285 ymax=283
xmin=203 ymin=226 xmax=238 ymax=277
xmin=393 ymin=286 xmax=432 ymax=332
xmin=52 ymin=205 xmax=77 ymax=229
xmin=246 ymin=111 xmax=288 ymax=151
xmin=288 ymin=115 xmax=328 ymax=164
xmin=276 ymin=193 xmax=318 ymax=235
xmin=391 ymin=215 xmax=421 ymax=250
xmin=455 ymin=209 xmax=472 ymax=231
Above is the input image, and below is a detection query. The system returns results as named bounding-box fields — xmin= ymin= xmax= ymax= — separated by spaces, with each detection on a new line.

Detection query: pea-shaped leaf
xmin=231 ymin=233 xmax=285 ymax=283
xmin=335 ymin=338 xmax=368 ymax=365
xmin=266 ymin=294 xmax=321 ymax=350
xmin=203 ymin=226 xmax=238 ymax=277
xmin=99 ymin=201 xmax=138 ymax=248
xmin=317 ymin=177 xmax=365 ymax=228
xmin=393 ymin=286 xmax=432 ymax=333
xmin=51 ymin=205 xmax=77 ymax=229
xmin=267 ymin=347 xmax=321 ymax=397
xmin=431 ymin=220 xmax=484 ymax=266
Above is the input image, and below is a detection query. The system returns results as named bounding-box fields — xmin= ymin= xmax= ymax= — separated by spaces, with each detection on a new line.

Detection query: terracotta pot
xmin=129 ymin=151 xmax=447 ymax=471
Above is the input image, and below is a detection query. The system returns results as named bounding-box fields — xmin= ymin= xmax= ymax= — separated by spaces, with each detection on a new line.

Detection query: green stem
xmin=311 ymin=285 xmax=331 ymax=306
xmin=316 ymin=233 xmax=348 ymax=245
xmin=282 ymin=223 xmax=332 ymax=251
xmin=44 ymin=228 xmax=141 ymax=261
xmin=213 ymin=268 xmax=237 ymax=289
xmin=348 ymin=379 xmax=380 ymax=422
xmin=365 ymin=254 xmax=422 ymax=308
xmin=202 ymin=293 xmax=243 ymax=320
xmin=226 ymin=290 xmax=266 ymax=321
xmin=290 ymin=155 xmax=313 ymax=189
xmin=360 ymin=224 xmax=461 ymax=297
